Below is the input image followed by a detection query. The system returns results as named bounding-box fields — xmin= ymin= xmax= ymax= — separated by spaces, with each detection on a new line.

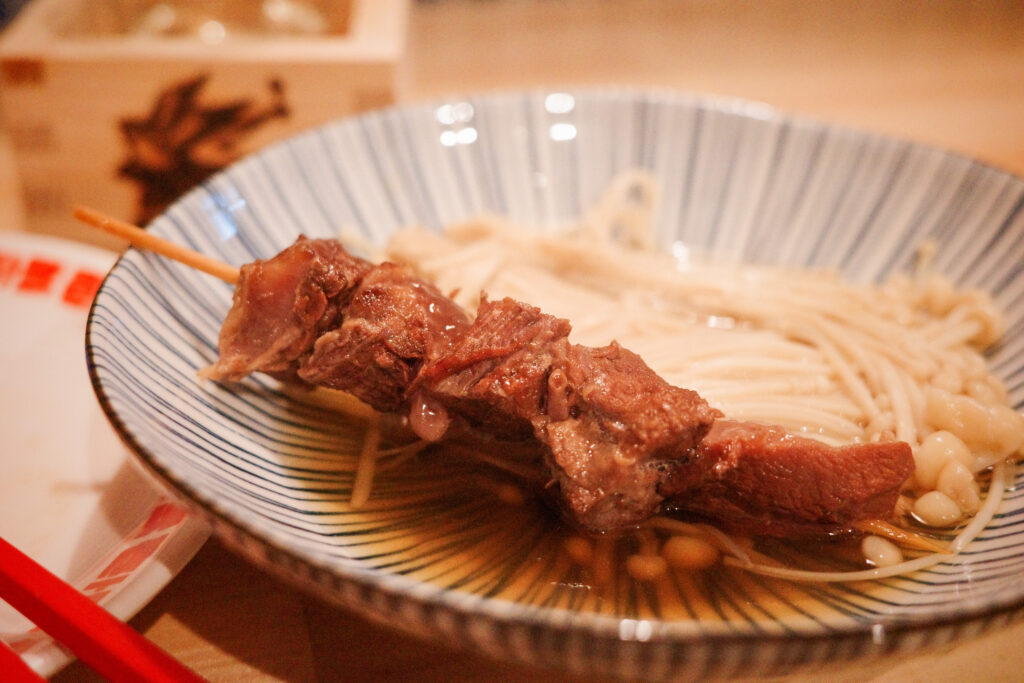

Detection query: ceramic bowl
xmin=87 ymin=89 xmax=1024 ymax=679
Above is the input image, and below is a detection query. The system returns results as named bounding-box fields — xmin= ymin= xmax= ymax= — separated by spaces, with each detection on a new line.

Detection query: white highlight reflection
xmin=617 ymin=619 xmax=653 ymax=642
xmin=440 ymin=127 xmax=478 ymax=147
xmin=671 ymin=241 xmax=692 ymax=269
xmin=545 ymin=92 xmax=575 ymax=114
xmin=435 ymin=102 xmax=475 ymax=125
xmin=549 ymin=122 xmax=577 ymax=141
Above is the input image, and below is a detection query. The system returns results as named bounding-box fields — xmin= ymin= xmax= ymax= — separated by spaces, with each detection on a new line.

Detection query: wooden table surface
xmin=4 ymin=1 xmax=1024 ymax=680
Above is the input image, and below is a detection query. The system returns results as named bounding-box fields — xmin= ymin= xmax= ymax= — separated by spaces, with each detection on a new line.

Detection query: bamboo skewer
xmin=73 ymin=206 xmax=240 ymax=285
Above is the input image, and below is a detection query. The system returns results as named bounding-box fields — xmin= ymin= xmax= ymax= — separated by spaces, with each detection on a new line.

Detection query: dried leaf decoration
xmin=117 ymin=73 xmax=289 ymax=225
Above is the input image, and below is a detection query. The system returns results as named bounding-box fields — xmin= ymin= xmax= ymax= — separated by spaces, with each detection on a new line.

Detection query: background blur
xmin=2 ymin=0 xmax=1023 ymax=244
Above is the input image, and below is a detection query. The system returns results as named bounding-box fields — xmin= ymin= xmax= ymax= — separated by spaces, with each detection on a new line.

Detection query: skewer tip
xmin=71 ymin=206 xmax=240 ymax=285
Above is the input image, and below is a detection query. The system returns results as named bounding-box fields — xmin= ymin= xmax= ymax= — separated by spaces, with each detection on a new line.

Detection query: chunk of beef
xmin=417 ymin=297 xmax=572 ymax=439
xmin=203 ymin=236 xmax=371 ymax=381
xmin=419 ymin=297 xmax=721 ymax=531
xmin=538 ymin=343 xmax=720 ymax=531
xmin=298 ymin=263 xmax=471 ymax=413
xmin=664 ymin=420 xmax=914 ymax=537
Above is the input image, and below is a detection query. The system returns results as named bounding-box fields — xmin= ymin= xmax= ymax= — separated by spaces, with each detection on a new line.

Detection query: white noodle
xmin=376 ymin=172 xmax=1023 ymax=578
xmin=950 ymin=462 xmax=1009 ymax=553
xmin=645 ymin=517 xmax=753 ymax=566
xmin=349 ymin=414 xmax=381 ymax=509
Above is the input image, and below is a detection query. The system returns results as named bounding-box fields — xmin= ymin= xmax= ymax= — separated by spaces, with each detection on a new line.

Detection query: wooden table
xmin=4 ymin=1 xmax=1024 ymax=680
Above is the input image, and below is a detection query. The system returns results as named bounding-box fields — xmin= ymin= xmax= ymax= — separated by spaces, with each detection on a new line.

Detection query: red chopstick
xmin=0 ymin=536 xmax=204 ymax=682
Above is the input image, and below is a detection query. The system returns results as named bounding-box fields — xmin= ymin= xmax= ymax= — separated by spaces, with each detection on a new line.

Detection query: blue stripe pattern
xmin=86 ymin=89 xmax=1024 ymax=679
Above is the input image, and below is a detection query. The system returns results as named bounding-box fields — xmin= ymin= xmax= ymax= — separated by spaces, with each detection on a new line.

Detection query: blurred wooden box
xmin=0 ymin=0 xmax=409 ymax=248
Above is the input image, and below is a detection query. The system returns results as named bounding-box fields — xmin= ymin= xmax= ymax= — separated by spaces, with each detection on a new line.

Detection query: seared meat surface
xmin=300 ymin=262 xmax=471 ymax=412
xmin=205 ymin=236 xmax=914 ymax=537
xmin=203 ymin=236 xmax=371 ymax=382
xmin=416 ymin=297 xmax=571 ymax=440
xmin=418 ymin=297 xmax=720 ymax=530
xmin=538 ymin=341 xmax=720 ymax=531
xmin=664 ymin=420 xmax=914 ymax=537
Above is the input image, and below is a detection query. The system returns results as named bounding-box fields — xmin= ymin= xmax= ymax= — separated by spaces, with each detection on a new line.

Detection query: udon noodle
xmin=325 ymin=171 xmax=1023 ymax=582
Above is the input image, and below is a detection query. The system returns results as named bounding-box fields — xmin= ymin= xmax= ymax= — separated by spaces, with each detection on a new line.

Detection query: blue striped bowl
xmin=87 ymin=89 xmax=1024 ymax=679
